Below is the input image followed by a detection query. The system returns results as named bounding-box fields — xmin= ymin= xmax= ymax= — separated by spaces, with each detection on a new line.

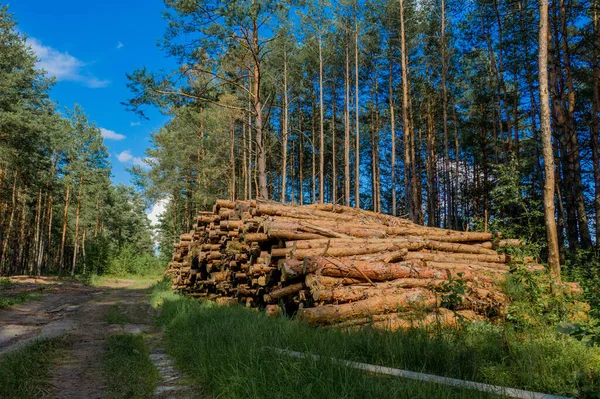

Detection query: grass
xmin=79 ymin=273 xmax=162 ymax=289
xmin=106 ymin=305 xmax=131 ymax=326
xmin=0 ymin=337 xmax=69 ymax=398
xmin=0 ymin=277 xmax=13 ymax=287
xmin=102 ymin=334 xmax=159 ymax=399
xmin=0 ymin=290 xmax=44 ymax=309
xmin=150 ymin=278 xmax=600 ymax=399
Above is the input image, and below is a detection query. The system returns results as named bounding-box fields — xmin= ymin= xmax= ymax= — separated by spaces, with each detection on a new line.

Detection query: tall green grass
xmin=103 ymin=334 xmax=159 ymax=399
xmin=0 ymin=337 xmax=69 ymax=398
xmin=152 ymin=280 xmax=600 ymax=398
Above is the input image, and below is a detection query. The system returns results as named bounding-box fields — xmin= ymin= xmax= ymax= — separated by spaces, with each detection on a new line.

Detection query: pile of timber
xmin=166 ymin=200 xmax=544 ymax=329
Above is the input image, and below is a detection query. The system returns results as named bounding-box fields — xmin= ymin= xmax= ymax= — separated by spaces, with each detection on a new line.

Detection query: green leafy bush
xmin=104 ymin=245 xmax=163 ymax=277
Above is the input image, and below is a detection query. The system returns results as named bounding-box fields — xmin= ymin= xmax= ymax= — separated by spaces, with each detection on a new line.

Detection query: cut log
xmin=311 ymin=279 xmax=448 ymax=302
xmin=264 ymin=283 xmax=304 ymax=303
xmin=297 ymin=289 xmax=438 ymax=325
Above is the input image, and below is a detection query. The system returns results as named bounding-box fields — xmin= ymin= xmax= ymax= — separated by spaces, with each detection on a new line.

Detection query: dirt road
xmin=0 ymin=277 xmax=195 ymax=399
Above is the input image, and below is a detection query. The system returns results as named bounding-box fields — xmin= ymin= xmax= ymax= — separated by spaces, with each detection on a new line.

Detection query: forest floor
xmin=0 ymin=276 xmax=200 ymax=399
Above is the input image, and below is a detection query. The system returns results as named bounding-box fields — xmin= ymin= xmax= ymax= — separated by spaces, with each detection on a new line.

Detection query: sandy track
xmin=0 ymin=277 xmax=199 ymax=399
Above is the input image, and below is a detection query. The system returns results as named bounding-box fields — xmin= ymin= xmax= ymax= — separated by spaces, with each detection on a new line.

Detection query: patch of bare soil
xmin=0 ymin=277 xmax=201 ymax=399
xmin=0 ymin=277 xmax=100 ymax=352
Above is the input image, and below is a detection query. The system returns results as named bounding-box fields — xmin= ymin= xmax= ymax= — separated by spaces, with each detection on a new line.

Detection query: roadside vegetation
xmin=102 ymin=334 xmax=159 ymax=399
xmin=151 ymin=274 xmax=600 ymax=399
xmin=0 ymin=290 xmax=44 ymax=309
xmin=0 ymin=337 xmax=69 ymax=398
xmin=0 ymin=279 xmax=46 ymax=309
xmin=106 ymin=305 xmax=131 ymax=326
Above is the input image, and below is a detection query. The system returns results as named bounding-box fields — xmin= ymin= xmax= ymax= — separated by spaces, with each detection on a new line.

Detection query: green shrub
xmin=105 ymin=245 xmax=163 ymax=277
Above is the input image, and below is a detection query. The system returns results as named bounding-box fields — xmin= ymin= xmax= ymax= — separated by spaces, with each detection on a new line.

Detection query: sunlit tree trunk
xmin=354 ymin=11 xmax=360 ymax=209
xmin=389 ymin=52 xmax=397 ymax=216
xmin=319 ymin=38 xmax=325 ymax=203
xmin=71 ymin=179 xmax=83 ymax=276
xmin=58 ymin=182 xmax=70 ymax=274
xmin=344 ymin=40 xmax=351 ymax=207
xmin=282 ymin=48 xmax=289 ymax=203
xmin=399 ymin=0 xmax=416 ymax=222
xmin=0 ymin=172 xmax=18 ymax=273
xmin=230 ymin=118 xmax=236 ymax=201
xmin=539 ymin=0 xmax=561 ymax=279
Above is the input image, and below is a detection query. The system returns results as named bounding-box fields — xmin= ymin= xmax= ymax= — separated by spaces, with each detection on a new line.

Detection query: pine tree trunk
xmin=71 ymin=179 xmax=83 ymax=276
xmin=345 ymin=41 xmax=351 ymax=207
xmin=300 ymin=113 xmax=305 ymax=205
xmin=389 ymin=54 xmax=397 ymax=217
xmin=332 ymin=80 xmax=338 ymax=204
xmin=243 ymin=123 xmax=248 ymax=200
xmin=252 ymin=20 xmax=268 ymax=200
xmin=593 ymin=1 xmax=600 ymax=249
xmin=441 ymin=0 xmax=451 ymax=229
xmin=373 ymin=70 xmax=381 ymax=213
xmin=31 ymin=188 xmax=42 ymax=275
xmin=43 ymin=189 xmax=54 ymax=274
xmin=248 ymin=94 xmax=253 ymax=200
xmin=0 ymin=172 xmax=18 ymax=273
xmin=58 ymin=182 xmax=70 ymax=274
xmin=230 ymin=118 xmax=236 ymax=201
xmin=399 ymin=0 xmax=415 ymax=222
xmin=559 ymin=0 xmax=592 ymax=248
xmin=319 ymin=39 xmax=325 ymax=204
xmin=81 ymin=229 xmax=87 ymax=275
xmin=16 ymin=190 xmax=27 ymax=273
xmin=311 ymin=87 xmax=317 ymax=204
xmin=354 ymin=13 xmax=360 ymax=209
xmin=426 ymin=94 xmax=437 ymax=227
xmin=539 ymin=0 xmax=561 ymax=279
xmin=282 ymin=48 xmax=289 ymax=203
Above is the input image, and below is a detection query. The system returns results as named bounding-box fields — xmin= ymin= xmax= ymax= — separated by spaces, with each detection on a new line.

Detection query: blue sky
xmin=10 ymin=0 xmax=174 ymax=185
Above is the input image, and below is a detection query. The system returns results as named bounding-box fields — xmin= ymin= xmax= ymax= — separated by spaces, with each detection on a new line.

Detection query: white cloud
xmin=133 ymin=157 xmax=147 ymax=167
xmin=117 ymin=150 xmax=134 ymax=163
xmin=148 ymin=199 xmax=168 ymax=227
xmin=117 ymin=41 xmax=124 ymax=49
xmin=100 ymin=128 xmax=126 ymax=141
xmin=117 ymin=150 xmax=151 ymax=169
xmin=130 ymin=121 xmax=141 ymax=127
xmin=27 ymin=37 xmax=109 ymax=88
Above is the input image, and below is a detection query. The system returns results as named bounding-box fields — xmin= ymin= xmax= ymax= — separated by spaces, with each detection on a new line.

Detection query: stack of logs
xmin=166 ymin=200 xmax=543 ymax=329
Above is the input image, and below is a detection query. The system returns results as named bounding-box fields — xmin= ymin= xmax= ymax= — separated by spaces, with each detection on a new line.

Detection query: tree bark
xmin=441 ymin=0 xmax=451 ymax=229
xmin=539 ymin=0 xmax=561 ymax=279
xmin=354 ymin=11 xmax=360 ymax=209
xmin=230 ymin=118 xmax=236 ymax=201
xmin=282 ymin=48 xmax=289 ymax=203
xmin=399 ymin=0 xmax=417 ymax=222
xmin=71 ymin=179 xmax=84 ymax=276
xmin=0 ymin=172 xmax=18 ymax=273
xmin=319 ymin=38 xmax=325 ymax=204
xmin=58 ymin=182 xmax=70 ymax=274
xmin=389 ymin=53 xmax=397 ymax=216
xmin=592 ymin=0 xmax=600 ymax=249
xmin=345 ymin=39 xmax=351 ymax=207
xmin=251 ymin=19 xmax=268 ymax=200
